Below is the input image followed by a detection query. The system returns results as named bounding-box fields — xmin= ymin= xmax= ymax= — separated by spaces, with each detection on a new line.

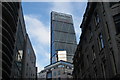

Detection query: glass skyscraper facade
xmin=51 ymin=11 xmax=77 ymax=64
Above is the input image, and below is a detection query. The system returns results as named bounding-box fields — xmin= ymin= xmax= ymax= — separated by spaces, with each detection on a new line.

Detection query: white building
xmin=38 ymin=60 xmax=73 ymax=80
xmin=57 ymin=50 xmax=67 ymax=61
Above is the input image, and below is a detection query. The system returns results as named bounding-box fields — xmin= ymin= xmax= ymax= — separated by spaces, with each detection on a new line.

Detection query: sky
xmin=22 ymin=2 xmax=87 ymax=73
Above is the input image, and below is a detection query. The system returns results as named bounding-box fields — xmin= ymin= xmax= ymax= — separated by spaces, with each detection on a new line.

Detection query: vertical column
xmin=0 ymin=1 xmax=2 ymax=80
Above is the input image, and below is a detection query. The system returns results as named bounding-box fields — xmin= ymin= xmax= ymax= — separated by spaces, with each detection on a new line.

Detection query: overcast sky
xmin=22 ymin=2 xmax=87 ymax=72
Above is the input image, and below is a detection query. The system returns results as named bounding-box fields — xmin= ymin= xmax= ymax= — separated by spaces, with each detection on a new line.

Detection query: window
xmin=67 ymin=73 xmax=71 ymax=75
xmin=94 ymin=12 xmax=100 ymax=26
xmin=87 ymin=55 xmax=89 ymax=67
xmin=54 ymin=72 xmax=56 ymax=76
xmin=58 ymin=70 xmax=60 ymax=75
xmin=90 ymin=31 xmax=93 ymax=39
xmin=16 ymin=50 xmax=23 ymax=62
xmin=101 ymin=60 xmax=106 ymax=78
xmin=94 ymin=66 xmax=97 ymax=78
xmin=27 ymin=48 xmax=30 ymax=54
xmin=47 ymin=72 xmax=52 ymax=78
xmin=27 ymin=63 xmax=28 ymax=66
xmin=98 ymin=33 xmax=104 ymax=51
xmin=66 ymin=66 xmax=71 ymax=69
xmin=113 ymin=13 xmax=120 ymax=34
xmin=58 ymin=65 xmax=64 ymax=68
xmin=110 ymin=49 xmax=117 ymax=75
xmin=89 ymin=26 xmax=93 ymax=41
xmin=92 ymin=46 xmax=96 ymax=61
xmin=105 ymin=22 xmax=110 ymax=40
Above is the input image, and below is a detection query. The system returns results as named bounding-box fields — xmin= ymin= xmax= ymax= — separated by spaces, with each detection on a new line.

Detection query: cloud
xmin=73 ymin=16 xmax=82 ymax=41
xmin=24 ymin=15 xmax=50 ymax=45
xmin=24 ymin=15 xmax=50 ymax=72
xmin=50 ymin=2 xmax=73 ymax=14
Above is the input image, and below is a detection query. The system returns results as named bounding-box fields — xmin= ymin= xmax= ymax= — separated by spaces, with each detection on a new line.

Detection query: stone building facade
xmin=73 ymin=2 xmax=120 ymax=79
xmin=38 ymin=60 xmax=73 ymax=80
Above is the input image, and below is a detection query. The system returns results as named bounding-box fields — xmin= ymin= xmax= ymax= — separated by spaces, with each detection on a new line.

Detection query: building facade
xmin=0 ymin=1 xmax=1 ymax=79
xmin=0 ymin=2 xmax=37 ymax=79
xmin=1 ymin=2 xmax=21 ymax=79
xmin=51 ymin=11 xmax=77 ymax=64
xmin=38 ymin=60 xmax=73 ymax=80
xmin=73 ymin=2 xmax=120 ymax=79
xmin=10 ymin=3 xmax=27 ymax=78
xmin=21 ymin=34 xmax=36 ymax=79
xmin=56 ymin=50 xmax=67 ymax=62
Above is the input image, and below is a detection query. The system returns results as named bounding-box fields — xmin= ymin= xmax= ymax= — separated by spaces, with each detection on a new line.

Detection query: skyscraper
xmin=51 ymin=11 xmax=77 ymax=64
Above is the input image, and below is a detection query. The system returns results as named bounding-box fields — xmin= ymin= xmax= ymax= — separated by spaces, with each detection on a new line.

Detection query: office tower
xmin=1 ymin=2 xmax=21 ymax=79
xmin=51 ymin=11 xmax=77 ymax=64
xmin=73 ymin=2 xmax=120 ymax=79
